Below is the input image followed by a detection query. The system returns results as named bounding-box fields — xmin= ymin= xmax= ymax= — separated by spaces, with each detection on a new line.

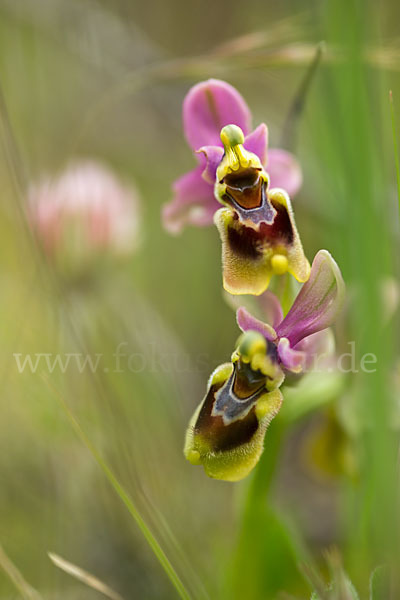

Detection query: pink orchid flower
xmin=184 ymin=250 xmax=344 ymax=481
xmin=163 ymin=79 xmax=302 ymax=235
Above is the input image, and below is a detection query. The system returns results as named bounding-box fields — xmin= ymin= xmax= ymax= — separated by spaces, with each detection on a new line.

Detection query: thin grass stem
xmin=42 ymin=375 xmax=193 ymax=600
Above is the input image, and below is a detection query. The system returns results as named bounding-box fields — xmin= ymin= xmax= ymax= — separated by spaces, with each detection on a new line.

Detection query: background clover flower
xmin=163 ymin=78 xmax=302 ymax=234
xmin=29 ymin=160 xmax=140 ymax=277
xmin=237 ymin=249 xmax=345 ymax=374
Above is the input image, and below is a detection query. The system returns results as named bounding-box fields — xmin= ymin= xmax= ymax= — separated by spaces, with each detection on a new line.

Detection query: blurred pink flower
xmin=29 ymin=161 xmax=140 ymax=273
xmin=163 ymin=79 xmax=302 ymax=234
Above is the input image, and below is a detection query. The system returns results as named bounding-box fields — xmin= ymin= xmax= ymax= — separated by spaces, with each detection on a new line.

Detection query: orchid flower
xmin=184 ymin=250 xmax=344 ymax=481
xmin=163 ymin=79 xmax=302 ymax=235
xmin=214 ymin=124 xmax=310 ymax=295
xmin=184 ymin=331 xmax=284 ymax=482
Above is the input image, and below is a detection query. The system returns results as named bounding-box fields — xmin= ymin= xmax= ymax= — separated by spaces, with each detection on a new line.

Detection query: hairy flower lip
xmin=215 ymin=188 xmax=310 ymax=296
xmin=184 ymin=360 xmax=284 ymax=481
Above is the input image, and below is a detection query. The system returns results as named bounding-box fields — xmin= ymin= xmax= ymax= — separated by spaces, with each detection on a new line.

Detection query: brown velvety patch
xmin=226 ymin=200 xmax=294 ymax=262
xmin=226 ymin=216 xmax=264 ymax=260
xmin=260 ymin=200 xmax=294 ymax=244
xmin=194 ymin=380 xmax=259 ymax=452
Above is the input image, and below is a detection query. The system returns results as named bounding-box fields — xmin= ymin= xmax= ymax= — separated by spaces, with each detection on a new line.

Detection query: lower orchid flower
xmin=184 ymin=330 xmax=284 ymax=482
xmin=163 ymin=78 xmax=302 ymax=234
xmin=184 ymin=249 xmax=345 ymax=481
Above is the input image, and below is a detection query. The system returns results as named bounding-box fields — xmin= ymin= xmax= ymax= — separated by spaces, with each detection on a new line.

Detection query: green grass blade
xmin=389 ymin=91 xmax=400 ymax=221
xmin=280 ymin=41 xmax=325 ymax=150
xmin=42 ymin=375 xmax=193 ymax=600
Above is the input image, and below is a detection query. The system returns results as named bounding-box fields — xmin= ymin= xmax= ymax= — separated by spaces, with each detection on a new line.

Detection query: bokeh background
xmin=1 ymin=0 xmax=399 ymax=598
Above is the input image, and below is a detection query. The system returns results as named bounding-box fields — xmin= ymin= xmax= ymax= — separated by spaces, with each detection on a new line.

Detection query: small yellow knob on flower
xmin=271 ymin=253 xmax=289 ymax=275
xmin=186 ymin=449 xmax=201 ymax=465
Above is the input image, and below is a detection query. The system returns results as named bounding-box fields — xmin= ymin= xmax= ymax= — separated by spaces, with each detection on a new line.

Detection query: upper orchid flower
xmin=184 ymin=250 xmax=344 ymax=481
xmin=163 ymin=79 xmax=302 ymax=235
xmin=214 ymin=124 xmax=310 ymax=295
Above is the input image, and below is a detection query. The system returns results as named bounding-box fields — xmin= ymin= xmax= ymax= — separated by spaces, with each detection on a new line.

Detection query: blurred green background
xmin=1 ymin=0 xmax=399 ymax=598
